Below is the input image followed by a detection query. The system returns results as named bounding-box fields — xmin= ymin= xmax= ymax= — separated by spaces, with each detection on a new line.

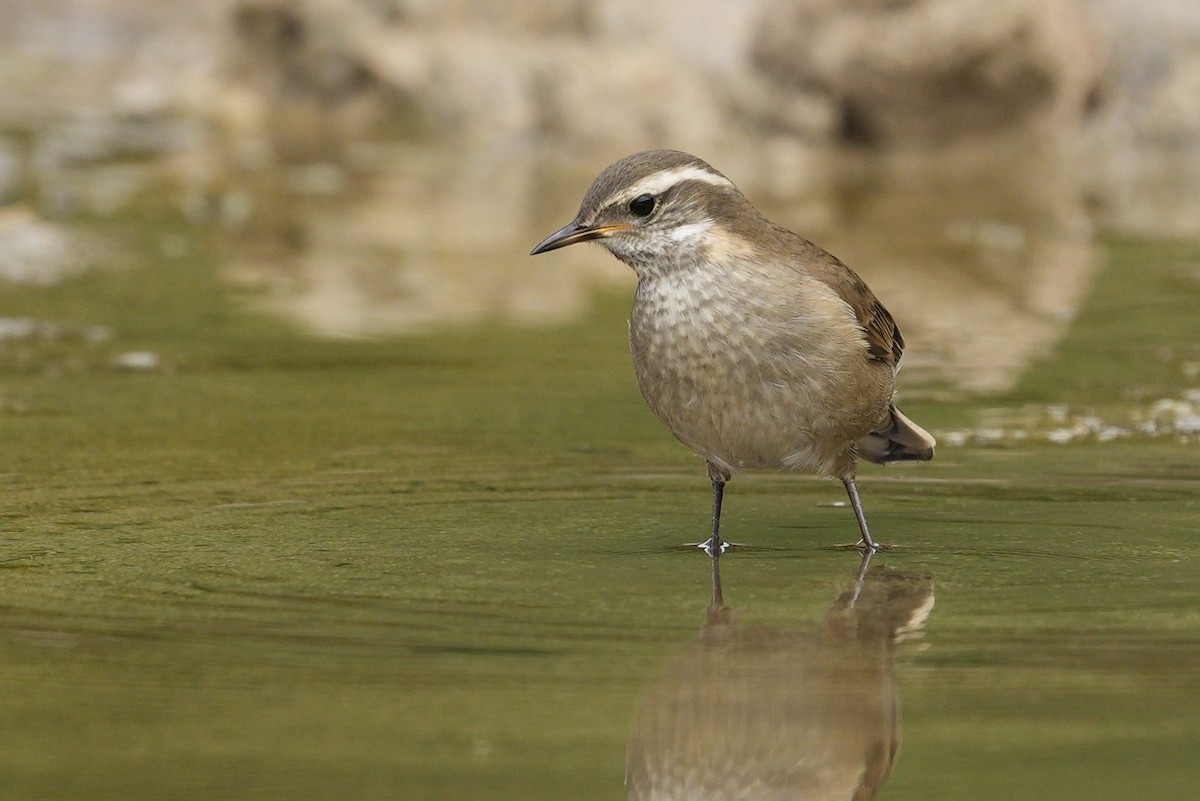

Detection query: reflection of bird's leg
xmin=846 ymin=548 xmax=875 ymax=610
xmin=842 ymin=477 xmax=880 ymax=552
xmin=709 ymin=549 xmax=725 ymax=611
xmin=705 ymin=548 xmax=732 ymax=629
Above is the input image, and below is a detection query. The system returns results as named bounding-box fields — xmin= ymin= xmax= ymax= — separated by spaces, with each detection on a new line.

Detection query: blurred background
xmin=4 ymin=4 xmax=1200 ymax=800
xmin=2 ymin=0 xmax=1199 ymax=392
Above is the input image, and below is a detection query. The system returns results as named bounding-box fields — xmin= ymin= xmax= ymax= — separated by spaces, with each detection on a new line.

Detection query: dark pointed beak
xmin=530 ymin=221 xmax=630 ymax=255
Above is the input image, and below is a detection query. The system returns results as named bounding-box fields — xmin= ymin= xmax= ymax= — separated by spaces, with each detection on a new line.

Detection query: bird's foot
xmin=838 ymin=538 xmax=891 ymax=553
xmin=693 ymin=536 xmax=740 ymax=556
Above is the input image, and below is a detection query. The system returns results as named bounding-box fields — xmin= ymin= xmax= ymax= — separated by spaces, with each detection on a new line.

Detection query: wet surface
xmin=1 ymin=210 xmax=1198 ymax=799
xmin=627 ymin=552 xmax=933 ymax=800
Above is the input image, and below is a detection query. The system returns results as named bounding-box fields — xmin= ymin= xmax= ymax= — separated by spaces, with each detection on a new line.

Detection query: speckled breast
xmin=628 ymin=268 xmax=878 ymax=474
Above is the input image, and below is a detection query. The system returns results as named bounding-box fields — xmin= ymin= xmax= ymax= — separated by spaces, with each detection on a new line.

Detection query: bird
xmin=531 ymin=150 xmax=934 ymax=552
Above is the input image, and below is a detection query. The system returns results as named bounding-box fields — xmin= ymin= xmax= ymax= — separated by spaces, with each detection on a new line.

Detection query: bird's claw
xmin=839 ymin=539 xmax=888 ymax=553
xmin=695 ymin=537 xmax=739 ymax=556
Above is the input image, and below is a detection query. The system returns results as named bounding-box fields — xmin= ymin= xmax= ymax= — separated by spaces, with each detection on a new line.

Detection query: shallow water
xmin=1 ymin=221 xmax=1198 ymax=799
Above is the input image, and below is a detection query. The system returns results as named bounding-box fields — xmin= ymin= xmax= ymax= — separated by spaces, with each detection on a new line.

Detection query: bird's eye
xmin=628 ymin=194 xmax=656 ymax=217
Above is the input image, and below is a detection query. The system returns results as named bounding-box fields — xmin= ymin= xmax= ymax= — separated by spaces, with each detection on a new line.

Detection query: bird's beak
xmin=530 ymin=221 xmax=630 ymax=255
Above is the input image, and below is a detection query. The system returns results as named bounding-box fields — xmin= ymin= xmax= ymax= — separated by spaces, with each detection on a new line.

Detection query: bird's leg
xmin=699 ymin=462 xmax=729 ymax=555
xmin=701 ymin=475 xmax=726 ymax=556
xmin=842 ymin=477 xmax=880 ymax=552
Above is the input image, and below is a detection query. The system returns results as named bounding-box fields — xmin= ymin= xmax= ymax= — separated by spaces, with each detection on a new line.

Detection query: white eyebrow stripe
xmin=611 ymin=165 xmax=734 ymax=206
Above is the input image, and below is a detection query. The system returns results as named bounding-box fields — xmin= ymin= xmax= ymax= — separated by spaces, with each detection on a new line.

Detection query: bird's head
xmin=531 ymin=149 xmax=753 ymax=276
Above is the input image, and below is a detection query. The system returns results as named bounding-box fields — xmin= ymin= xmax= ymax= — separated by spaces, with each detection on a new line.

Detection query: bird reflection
xmin=626 ymin=553 xmax=933 ymax=800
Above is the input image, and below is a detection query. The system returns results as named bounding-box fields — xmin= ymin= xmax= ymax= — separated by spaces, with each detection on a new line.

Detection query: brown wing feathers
xmin=805 ymin=250 xmax=904 ymax=367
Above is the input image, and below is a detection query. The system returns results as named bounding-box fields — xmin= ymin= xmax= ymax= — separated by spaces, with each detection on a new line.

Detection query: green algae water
xmin=1 ymin=226 xmax=1198 ymax=800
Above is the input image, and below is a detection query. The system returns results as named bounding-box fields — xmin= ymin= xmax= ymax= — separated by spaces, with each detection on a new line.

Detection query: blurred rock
xmin=530 ymin=42 xmax=726 ymax=154
xmin=0 ymin=139 xmax=21 ymax=204
xmin=0 ymin=0 xmax=231 ymax=126
xmin=0 ymin=207 xmax=81 ymax=285
xmin=223 ymin=0 xmax=402 ymax=163
xmin=32 ymin=114 xmax=209 ymax=217
xmin=6 ymin=0 xmax=1195 ymax=231
xmin=752 ymin=0 xmax=1106 ymax=146
xmin=224 ymin=144 xmax=620 ymax=337
xmin=1136 ymin=46 xmax=1200 ymax=144
xmin=1081 ymin=0 xmax=1200 ymax=235
xmin=113 ymin=350 xmax=162 ymax=370
xmin=0 ymin=317 xmax=46 ymax=341
xmin=218 ymin=0 xmax=762 ymax=158
xmin=1 ymin=0 xmax=1199 ymax=364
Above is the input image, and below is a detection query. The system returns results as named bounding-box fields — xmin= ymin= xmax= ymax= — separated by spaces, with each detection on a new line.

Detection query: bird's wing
xmin=804 ymin=248 xmax=905 ymax=367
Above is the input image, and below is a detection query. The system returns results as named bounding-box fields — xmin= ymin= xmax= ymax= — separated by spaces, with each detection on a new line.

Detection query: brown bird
xmin=531 ymin=150 xmax=934 ymax=552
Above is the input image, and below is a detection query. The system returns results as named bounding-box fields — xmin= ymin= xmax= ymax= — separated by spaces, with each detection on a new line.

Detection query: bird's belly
xmin=629 ymin=271 xmax=892 ymax=475
xmin=634 ymin=355 xmax=830 ymax=472
xmin=631 ymin=327 xmax=870 ymax=474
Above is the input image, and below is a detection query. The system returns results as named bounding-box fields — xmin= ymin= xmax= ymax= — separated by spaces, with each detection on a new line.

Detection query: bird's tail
xmin=857 ymin=404 xmax=935 ymax=465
